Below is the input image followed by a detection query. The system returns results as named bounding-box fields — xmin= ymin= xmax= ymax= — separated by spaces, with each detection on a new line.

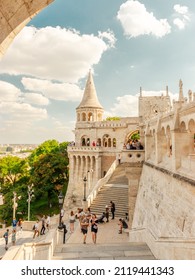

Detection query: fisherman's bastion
xmin=0 ymin=0 xmax=195 ymax=260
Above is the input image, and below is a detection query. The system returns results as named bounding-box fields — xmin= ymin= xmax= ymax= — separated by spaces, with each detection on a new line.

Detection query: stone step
xmin=53 ymin=242 xmax=155 ymax=260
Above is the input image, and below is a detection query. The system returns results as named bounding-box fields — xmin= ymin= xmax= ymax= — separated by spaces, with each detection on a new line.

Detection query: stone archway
xmin=0 ymin=0 xmax=54 ymax=58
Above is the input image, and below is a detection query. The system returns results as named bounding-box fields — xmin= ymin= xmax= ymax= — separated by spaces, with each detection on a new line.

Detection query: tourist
xmin=40 ymin=215 xmax=46 ymax=235
xmin=33 ymin=220 xmax=40 ymax=239
xmin=12 ymin=229 xmax=16 ymax=245
xmin=69 ymin=210 xmax=75 ymax=233
xmin=90 ymin=214 xmax=98 ymax=244
xmin=18 ymin=218 xmax=23 ymax=234
xmin=80 ymin=214 xmax=89 ymax=244
xmin=117 ymin=154 xmax=121 ymax=164
xmin=105 ymin=205 xmax=109 ymax=222
xmin=46 ymin=215 xmax=51 ymax=231
xmin=3 ymin=229 xmax=9 ymax=250
xmin=118 ymin=219 xmax=123 ymax=234
xmin=12 ymin=217 xmax=17 ymax=229
xmin=110 ymin=201 xmax=115 ymax=219
xmin=97 ymin=212 xmax=106 ymax=223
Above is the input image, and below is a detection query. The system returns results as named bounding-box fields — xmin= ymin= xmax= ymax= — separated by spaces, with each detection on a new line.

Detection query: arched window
xmin=82 ymin=112 xmax=86 ymax=121
xmin=88 ymin=112 xmax=93 ymax=121
xmin=108 ymin=138 xmax=111 ymax=147
xmin=113 ymin=138 xmax=116 ymax=147
xmin=87 ymin=138 xmax=90 ymax=146
xmin=103 ymin=134 xmax=110 ymax=147
xmin=97 ymin=138 xmax=101 ymax=146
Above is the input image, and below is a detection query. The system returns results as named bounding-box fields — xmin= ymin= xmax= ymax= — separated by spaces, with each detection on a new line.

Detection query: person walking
xmin=110 ymin=201 xmax=115 ymax=219
xmin=3 ymin=229 xmax=9 ymax=250
xmin=12 ymin=229 xmax=16 ymax=245
xmin=40 ymin=215 xmax=46 ymax=235
xmin=90 ymin=214 xmax=98 ymax=244
xmin=69 ymin=210 xmax=75 ymax=233
xmin=33 ymin=220 xmax=40 ymax=239
xmin=80 ymin=214 xmax=89 ymax=244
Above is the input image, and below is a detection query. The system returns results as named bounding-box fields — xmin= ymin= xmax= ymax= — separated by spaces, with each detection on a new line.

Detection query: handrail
xmin=87 ymin=159 xmax=118 ymax=206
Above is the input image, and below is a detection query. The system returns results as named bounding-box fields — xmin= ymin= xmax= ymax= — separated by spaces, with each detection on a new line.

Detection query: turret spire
xmin=77 ymin=70 xmax=103 ymax=109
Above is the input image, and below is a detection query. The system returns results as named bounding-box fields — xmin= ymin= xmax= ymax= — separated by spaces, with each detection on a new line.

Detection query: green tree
xmin=104 ymin=116 xmax=121 ymax=121
xmin=0 ymin=156 xmax=29 ymax=223
xmin=29 ymin=140 xmax=69 ymax=212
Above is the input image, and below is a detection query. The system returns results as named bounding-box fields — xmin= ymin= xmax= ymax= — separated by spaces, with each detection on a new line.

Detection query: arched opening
xmin=103 ymin=134 xmax=110 ymax=147
xmin=98 ymin=113 xmax=102 ymax=121
xmin=88 ymin=112 xmax=93 ymax=121
xmin=113 ymin=138 xmax=116 ymax=147
xmin=97 ymin=138 xmax=101 ymax=147
xmin=82 ymin=112 xmax=86 ymax=121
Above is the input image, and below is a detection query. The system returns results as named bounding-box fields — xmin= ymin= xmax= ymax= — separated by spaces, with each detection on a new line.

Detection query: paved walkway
xmin=66 ymin=217 xmax=128 ymax=245
xmin=0 ymin=229 xmax=50 ymax=259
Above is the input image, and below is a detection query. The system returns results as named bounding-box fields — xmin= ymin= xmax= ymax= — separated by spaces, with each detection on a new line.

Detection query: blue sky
xmin=0 ymin=0 xmax=194 ymax=143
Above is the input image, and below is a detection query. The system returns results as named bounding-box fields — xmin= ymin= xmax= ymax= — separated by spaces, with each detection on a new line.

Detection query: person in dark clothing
xmin=98 ymin=212 xmax=106 ymax=223
xmin=110 ymin=201 xmax=115 ymax=219
xmin=105 ymin=205 xmax=109 ymax=222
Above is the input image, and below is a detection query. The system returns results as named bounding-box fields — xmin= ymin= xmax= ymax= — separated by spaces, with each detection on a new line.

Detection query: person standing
xmin=12 ymin=229 xmax=16 ymax=245
xmin=69 ymin=210 xmax=75 ymax=233
xmin=18 ymin=218 xmax=23 ymax=234
xmin=3 ymin=229 xmax=9 ymax=250
xmin=80 ymin=215 xmax=89 ymax=244
xmin=110 ymin=201 xmax=115 ymax=219
xmin=12 ymin=217 xmax=17 ymax=230
xmin=90 ymin=214 xmax=98 ymax=244
xmin=105 ymin=205 xmax=109 ymax=222
xmin=46 ymin=215 xmax=51 ymax=231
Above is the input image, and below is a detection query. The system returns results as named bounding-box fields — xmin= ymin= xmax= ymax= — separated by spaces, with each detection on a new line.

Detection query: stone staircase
xmin=90 ymin=164 xmax=128 ymax=218
xmin=53 ymin=242 xmax=155 ymax=260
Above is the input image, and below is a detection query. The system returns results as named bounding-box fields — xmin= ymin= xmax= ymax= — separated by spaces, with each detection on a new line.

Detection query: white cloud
xmin=0 ymin=26 xmax=116 ymax=83
xmin=0 ymin=81 xmax=21 ymax=101
xmin=173 ymin=18 xmax=185 ymax=30
xmin=21 ymin=92 xmax=50 ymax=106
xmin=0 ymin=102 xmax=47 ymax=120
xmin=117 ymin=0 xmax=171 ymax=38
xmin=173 ymin=4 xmax=191 ymax=30
xmin=21 ymin=77 xmax=83 ymax=102
xmin=98 ymin=29 xmax=116 ymax=48
xmin=174 ymin=4 xmax=188 ymax=15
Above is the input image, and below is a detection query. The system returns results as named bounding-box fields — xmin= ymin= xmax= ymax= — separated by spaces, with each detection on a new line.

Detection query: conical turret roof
xmin=77 ymin=70 xmax=103 ymax=109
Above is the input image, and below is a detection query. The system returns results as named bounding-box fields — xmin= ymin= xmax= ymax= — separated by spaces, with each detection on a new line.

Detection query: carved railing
xmin=87 ymin=159 xmax=118 ymax=206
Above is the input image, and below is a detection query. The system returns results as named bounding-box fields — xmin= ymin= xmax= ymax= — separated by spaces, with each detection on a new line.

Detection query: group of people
xmin=67 ymin=200 xmax=127 ymax=244
xmin=3 ymin=217 xmax=23 ymax=250
xmin=124 ymin=139 xmax=144 ymax=150
xmin=33 ymin=215 xmax=51 ymax=239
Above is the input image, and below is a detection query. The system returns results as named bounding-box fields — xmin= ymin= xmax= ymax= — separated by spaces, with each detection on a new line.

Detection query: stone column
xmin=95 ymin=156 xmax=102 ymax=182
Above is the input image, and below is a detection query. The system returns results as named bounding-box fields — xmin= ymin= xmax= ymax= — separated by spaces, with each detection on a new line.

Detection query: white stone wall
xmin=132 ymin=163 xmax=195 ymax=238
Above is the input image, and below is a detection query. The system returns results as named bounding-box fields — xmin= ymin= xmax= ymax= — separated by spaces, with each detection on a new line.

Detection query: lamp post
xmin=12 ymin=192 xmax=21 ymax=219
xmin=58 ymin=191 xmax=64 ymax=228
xmin=27 ymin=184 xmax=34 ymax=221
xmin=83 ymin=176 xmax=87 ymax=201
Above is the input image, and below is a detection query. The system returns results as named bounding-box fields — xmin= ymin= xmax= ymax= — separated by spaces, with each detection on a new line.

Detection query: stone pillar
xmin=125 ymin=164 xmax=143 ymax=229
xmin=171 ymin=130 xmax=190 ymax=171
xmin=145 ymin=134 xmax=152 ymax=160
xmin=95 ymin=156 xmax=101 ymax=182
